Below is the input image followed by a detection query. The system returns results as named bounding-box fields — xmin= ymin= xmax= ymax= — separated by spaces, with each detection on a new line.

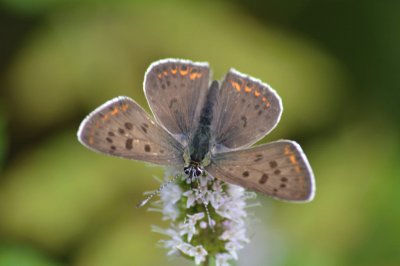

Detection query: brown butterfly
xmin=78 ymin=59 xmax=315 ymax=203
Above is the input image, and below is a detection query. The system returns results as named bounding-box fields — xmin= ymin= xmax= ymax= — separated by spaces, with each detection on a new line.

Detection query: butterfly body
xmin=189 ymin=80 xmax=219 ymax=164
xmin=78 ymin=59 xmax=315 ymax=202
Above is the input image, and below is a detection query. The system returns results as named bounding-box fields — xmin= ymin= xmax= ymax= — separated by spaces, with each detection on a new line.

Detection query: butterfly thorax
xmin=188 ymin=80 xmax=219 ymax=167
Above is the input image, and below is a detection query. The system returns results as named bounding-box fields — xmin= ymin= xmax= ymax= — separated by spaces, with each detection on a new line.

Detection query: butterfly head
xmin=183 ymin=161 xmax=205 ymax=180
xmin=182 ymin=146 xmax=211 ymax=179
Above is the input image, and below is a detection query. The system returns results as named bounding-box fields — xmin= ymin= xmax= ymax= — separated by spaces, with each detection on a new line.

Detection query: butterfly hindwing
xmin=211 ymin=69 xmax=282 ymax=149
xmin=78 ymin=96 xmax=184 ymax=166
xmin=206 ymin=140 xmax=315 ymax=202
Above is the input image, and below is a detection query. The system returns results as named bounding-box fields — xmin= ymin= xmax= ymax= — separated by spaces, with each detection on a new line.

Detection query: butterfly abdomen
xmin=189 ymin=81 xmax=219 ymax=162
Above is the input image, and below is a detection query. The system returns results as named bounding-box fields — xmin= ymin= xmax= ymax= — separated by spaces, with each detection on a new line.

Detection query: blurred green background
xmin=0 ymin=0 xmax=399 ymax=265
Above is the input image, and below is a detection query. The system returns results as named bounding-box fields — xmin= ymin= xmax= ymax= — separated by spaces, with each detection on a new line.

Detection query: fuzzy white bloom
xmin=182 ymin=189 xmax=199 ymax=208
xmin=179 ymin=212 xmax=205 ymax=241
xmin=177 ymin=243 xmax=208 ymax=265
xmin=159 ymin=181 xmax=182 ymax=221
xmin=152 ymin=226 xmax=183 ymax=256
xmin=152 ymin=172 xmax=255 ymax=265
xmin=216 ymin=253 xmax=233 ymax=266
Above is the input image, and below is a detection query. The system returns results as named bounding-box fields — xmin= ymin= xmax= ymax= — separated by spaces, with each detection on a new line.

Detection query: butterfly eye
xmin=195 ymin=168 xmax=203 ymax=177
xmin=184 ymin=167 xmax=190 ymax=175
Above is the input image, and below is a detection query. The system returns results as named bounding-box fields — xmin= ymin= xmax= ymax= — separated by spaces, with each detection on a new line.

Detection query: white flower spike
xmin=153 ymin=172 xmax=254 ymax=265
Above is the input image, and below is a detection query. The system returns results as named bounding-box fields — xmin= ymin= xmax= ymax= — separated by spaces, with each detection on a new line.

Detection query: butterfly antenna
xmin=204 ymin=201 xmax=214 ymax=231
xmin=136 ymin=174 xmax=179 ymax=208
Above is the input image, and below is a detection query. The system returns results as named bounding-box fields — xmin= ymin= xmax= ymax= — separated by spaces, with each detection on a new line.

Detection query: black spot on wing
xmin=124 ymin=122 xmax=133 ymax=130
xmin=269 ymin=161 xmax=278 ymax=168
xmin=144 ymin=144 xmax=151 ymax=152
xmin=241 ymin=116 xmax=247 ymax=128
xmin=259 ymin=174 xmax=268 ymax=184
xmin=126 ymin=138 xmax=133 ymax=150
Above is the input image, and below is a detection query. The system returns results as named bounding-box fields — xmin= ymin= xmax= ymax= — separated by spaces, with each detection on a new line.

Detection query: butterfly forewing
xmin=144 ymin=59 xmax=210 ymax=140
xmin=211 ymin=69 xmax=282 ymax=149
xmin=77 ymin=97 xmax=184 ymax=166
xmin=207 ymin=140 xmax=315 ymax=202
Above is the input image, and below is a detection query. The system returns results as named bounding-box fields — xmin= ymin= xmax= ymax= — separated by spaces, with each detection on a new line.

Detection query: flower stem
xmin=202 ymin=256 xmax=210 ymax=266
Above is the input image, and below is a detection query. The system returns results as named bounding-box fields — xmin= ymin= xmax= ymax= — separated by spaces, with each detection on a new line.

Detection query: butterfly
xmin=77 ymin=59 xmax=315 ymax=203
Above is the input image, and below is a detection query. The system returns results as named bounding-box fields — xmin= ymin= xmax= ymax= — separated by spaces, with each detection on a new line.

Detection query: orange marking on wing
xmin=102 ymin=114 xmax=109 ymax=121
xmin=244 ymin=86 xmax=252 ymax=93
xmin=171 ymin=68 xmax=177 ymax=74
xmin=254 ymin=90 xmax=261 ymax=97
xmin=121 ymin=104 xmax=128 ymax=112
xmin=157 ymin=73 xmax=162 ymax=79
xmin=284 ymin=145 xmax=291 ymax=155
xmin=180 ymin=69 xmax=189 ymax=76
xmin=290 ymin=154 xmax=298 ymax=165
xmin=231 ymin=81 xmax=241 ymax=92
xmin=190 ymin=72 xmax=202 ymax=80
xmin=262 ymin=97 xmax=271 ymax=108
xmin=111 ymin=107 xmax=119 ymax=115
xmin=88 ymin=126 xmax=96 ymax=144
xmin=285 ymin=145 xmax=301 ymax=173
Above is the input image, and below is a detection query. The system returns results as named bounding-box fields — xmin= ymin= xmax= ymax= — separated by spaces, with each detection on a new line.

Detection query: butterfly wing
xmin=144 ymin=59 xmax=211 ymax=141
xmin=206 ymin=140 xmax=315 ymax=202
xmin=77 ymin=96 xmax=184 ymax=166
xmin=211 ymin=69 xmax=282 ymax=149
